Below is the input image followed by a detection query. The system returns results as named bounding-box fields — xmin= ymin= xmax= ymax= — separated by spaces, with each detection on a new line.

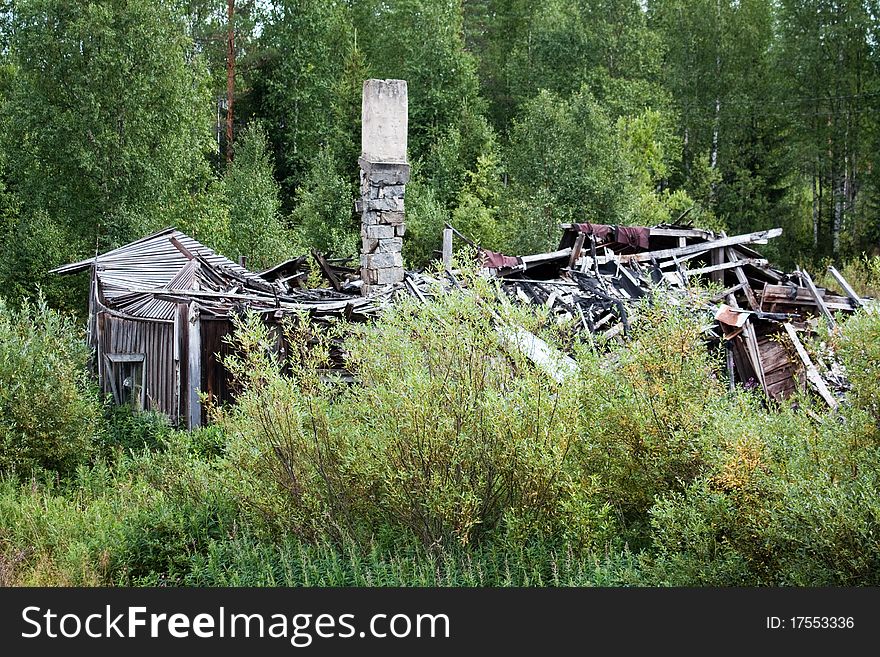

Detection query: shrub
xmin=215 ymin=278 xmax=615 ymax=552
xmin=0 ymin=434 xmax=242 ymax=586
xmin=0 ymin=297 xmax=102 ymax=477
xmin=343 ymin=280 xmax=595 ymax=548
xmin=835 ymin=309 xmax=880 ymax=427
xmin=569 ymin=300 xmax=724 ymax=539
xmin=646 ymin=390 xmax=880 ymax=585
xmin=103 ymin=405 xmax=173 ymax=454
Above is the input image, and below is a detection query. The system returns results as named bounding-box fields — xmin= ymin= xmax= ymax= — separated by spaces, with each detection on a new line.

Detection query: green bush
xmin=835 ymin=309 xmax=880 ymax=426
xmin=216 ymin=278 xmax=614 ymax=551
xmin=0 ymin=297 xmax=102 ymax=477
xmin=343 ymin=280 xmax=602 ymax=549
xmin=103 ymin=405 xmax=173 ymax=454
xmin=646 ymin=387 xmax=880 ymax=585
xmin=569 ymin=301 xmax=724 ymax=539
xmin=0 ymin=434 xmax=241 ymax=586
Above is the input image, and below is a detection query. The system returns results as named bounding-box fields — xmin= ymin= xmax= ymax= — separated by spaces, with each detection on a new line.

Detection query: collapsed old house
xmin=51 ymin=229 xmax=384 ymax=427
xmin=53 ymin=79 xmax=873 ymax=428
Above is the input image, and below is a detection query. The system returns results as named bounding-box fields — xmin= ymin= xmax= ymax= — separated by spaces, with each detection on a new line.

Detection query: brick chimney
xmin=357 ymin=79 xmax=409 ymax=295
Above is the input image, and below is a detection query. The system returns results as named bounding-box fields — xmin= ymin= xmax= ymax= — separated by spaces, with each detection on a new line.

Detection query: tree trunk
xmin=225 ymin=0 xmax=235 ymax=163
xmin=811 ymin=165 xmax=818 ymax=249
xmin=711 ymin=0 xmax=721 ymax=171
xmin=833 ymin=170 xmax=843 ymax=256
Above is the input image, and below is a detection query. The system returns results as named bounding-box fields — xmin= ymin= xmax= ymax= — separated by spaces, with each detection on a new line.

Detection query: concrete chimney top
xmin=361 ymin=79 xmax=408 ymax=163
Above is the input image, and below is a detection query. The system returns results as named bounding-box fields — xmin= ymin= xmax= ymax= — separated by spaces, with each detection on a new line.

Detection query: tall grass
xmin=1 ymin=291 xmax=880 ymax=586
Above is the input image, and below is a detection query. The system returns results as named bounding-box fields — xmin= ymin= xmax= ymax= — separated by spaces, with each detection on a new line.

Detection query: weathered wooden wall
xmin=97 ymin=313 xmax=177 ymax=418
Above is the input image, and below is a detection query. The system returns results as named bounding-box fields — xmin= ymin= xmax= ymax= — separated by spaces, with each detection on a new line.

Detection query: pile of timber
xmin=432 ymin=222 xmax=874 ymax=408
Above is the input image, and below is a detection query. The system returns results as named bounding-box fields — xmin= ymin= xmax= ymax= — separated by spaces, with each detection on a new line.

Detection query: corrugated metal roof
xmin=53 ymin=227 xmax=382 ymax=321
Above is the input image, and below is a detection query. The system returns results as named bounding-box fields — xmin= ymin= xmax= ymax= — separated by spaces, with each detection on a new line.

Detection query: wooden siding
xmin=98 ymin=313 xmax=177 ymax=419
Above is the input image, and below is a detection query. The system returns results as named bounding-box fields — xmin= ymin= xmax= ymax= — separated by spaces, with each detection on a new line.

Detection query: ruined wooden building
xmin=52 ymin=79 xmax=411 ymax=429
xmin=51 ymin=228 xmax=381 ymax=428
xmin=53 ymin=78 xmax=873 ymax=429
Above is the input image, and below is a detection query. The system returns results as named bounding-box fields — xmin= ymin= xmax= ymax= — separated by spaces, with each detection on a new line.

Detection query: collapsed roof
xmin=52 ymin=228 xmax=383 ymax=323
xmin=53 ymin=222 xmax=873 ymax=411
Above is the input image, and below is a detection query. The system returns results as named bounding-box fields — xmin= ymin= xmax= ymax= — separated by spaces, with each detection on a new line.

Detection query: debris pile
xmin=53 ymin=222 xmax=874 ymax=425
xmin=458 ymin=222 xmax=872 ymax=407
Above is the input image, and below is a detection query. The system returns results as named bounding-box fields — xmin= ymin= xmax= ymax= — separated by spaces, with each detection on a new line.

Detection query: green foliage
xmin=0 ymin=210 xmax=80 ymax=311
xmin=252 ymin=0 xmax=352 ymax=202
xmin=835 ymin=309 xmax=880 ymax=426
xmin=215 ymin=281 xmax=614 ymax=551
xmin=402 ymin=176 xmax=450 ymax=268
xmin=646 ymin=397 xmax=880 ymax=585
xmin=4 ymin=0 xmax=215 ymax=254
xmin=290 ymin=147 xmax=358 ymax=258
xmin=506 ymin=0 xmax=668 ymax=118
xmin=0 ymin=297 xmax=102 ymax=477
xmin=0 ymin=294 xmax=879 ymax=586
xmin=103 ymin=406 xmax=173 ymax=455
xmin=0 ymin=0 xmax=879 ymax=590
xmin=0 ymin=436 xmax=240 ymax=585
xmin=185 ymin=535 xmax=644 ymax=586
xmin=342 ymin=282 xmax=604 ymax=549
xmin=223 ymin=121 xmax=293 ymax=270
xmin=569 ymin=301 xmax=724 ymax=538
xmin=502 ymin=88 xmax=627 ymax=253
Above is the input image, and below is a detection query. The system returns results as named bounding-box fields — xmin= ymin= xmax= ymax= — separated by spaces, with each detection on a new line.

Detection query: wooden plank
xmin=783 ymin=323 xmax=838 ymax=409
xmin=686 ymin=258 xmax=768 ymax=277
xmin=169 ymin=236 xmax=196 ymax=261
xmin=827 ymin=266 xmax=864 ymax=309
xmin=568 ymin=232 xmax=586 ymax=269
xmin=710 ymin=282 xmax=746 ymax=302
xmin=759 ymin=285 xmax=854 ymax=311
xmin=725 ymin=291 xmax=766 ymax=394
xmin=710 ymin=248 xmax=724 ymax=285
xmin=657 ymin=249 xmax=710 ymax=269
xmin=725 ymin=247 xmax=759 ymax=310
xmin=187 ymin=309 xmax=202 ymax=429
xmin=312 ymin=250 xmax=342 ymax=292
xmin=520 ymin=248 xmax=572 ymax=264
xmin=797 ymin=267 xmax=836 ymax=328
xmin=442 ymin=226 xmax=453 ymax=271
xmin=744 ymin=321 xmax=767 ymax=394
xmin=726 ymin=341 xmax=735 ymax=392
xmin=621 ymin=227 xmax=782 ymax=263
xmin=495 ymin=325 xmax=579 ymax=384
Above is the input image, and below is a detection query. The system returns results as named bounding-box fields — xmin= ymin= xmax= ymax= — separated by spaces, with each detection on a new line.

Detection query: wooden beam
xmin=725 ymin=290 xmax=766 ymax=394
xmin=797 ymin=267 xmax=836 ymax=328
xmin=759 ymin=285 xmax=856 ymax=312
xmin=568 ymin=232 xmax=586 ymax=269
xmin=726 ymin=341 xmax=735 ymax=392
xmin=709 ymin=248 xmax=724 ymax=285
xmin=744 ymin=321 xmax=767 ymax=394
xmin=312 ymin=250 xmax=342 ymax=292
xmin=686 ymin=257 xmax=768 ymax=277
xmin=657 ymin=249 xmax=710 ymax=269
xmin=725 ymin=247 xmax=759 ymax=311
xmin=169 ymin=236 xmax=196 ymax=260
xmin=187 ymin=262 xmax=202 ymax=430
xmin=827 ymin=266 xmax=864 ymax=309
xmin=622 ymin=228 xmax=782 ymax=263
xmin=442 ymin=226 xmax=453 ymax=270
xmin=520 ymin=248 xmax=572 ymax=264
xmin=783 ymin=323 xmax=838 ymax=409
xmin=710 ymin=282 xmax=746 ymax=302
